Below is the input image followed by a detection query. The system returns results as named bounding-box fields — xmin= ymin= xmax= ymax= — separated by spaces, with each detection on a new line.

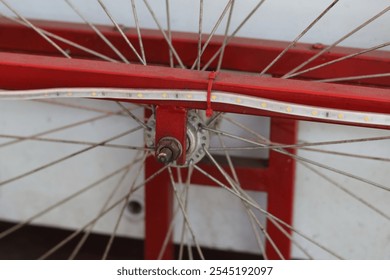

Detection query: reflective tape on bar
xmin=0 ymin=88 xmax=389 ymax=127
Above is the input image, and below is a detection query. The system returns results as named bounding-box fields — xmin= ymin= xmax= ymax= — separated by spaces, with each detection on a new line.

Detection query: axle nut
xmin=156 ymin=137 xmax=182 ymax=164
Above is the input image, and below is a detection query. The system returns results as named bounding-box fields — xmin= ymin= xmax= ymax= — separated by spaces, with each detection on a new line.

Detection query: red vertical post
xmin=144 ymin=158 xmax=173 ymax=259
xmin=265 ymin=118 xmax=297 ymax=259
xmin=144 ymin=106 xmax=188 ymax=259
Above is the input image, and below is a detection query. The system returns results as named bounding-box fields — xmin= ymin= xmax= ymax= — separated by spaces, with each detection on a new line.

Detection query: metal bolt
xmin=157 ymin=147 xmax=173 ymax=163
xmin=155 ymin=137 xmax=182 ymax=164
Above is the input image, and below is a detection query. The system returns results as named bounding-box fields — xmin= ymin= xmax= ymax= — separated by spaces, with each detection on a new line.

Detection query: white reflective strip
xmin=0 ymin=88 xmax=389 ymax=127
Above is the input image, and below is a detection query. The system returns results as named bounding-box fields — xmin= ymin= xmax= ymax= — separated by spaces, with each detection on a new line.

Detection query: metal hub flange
xmin=145 ymin=110 xmax=210 ymax=166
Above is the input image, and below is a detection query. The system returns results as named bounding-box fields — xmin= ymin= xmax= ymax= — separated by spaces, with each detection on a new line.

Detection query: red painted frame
xmin=0 ymin=18 xmax=389 ymax=87
xmin=0 ymin=19 xmax=388 ymax=259
xmin=145 ymin=117 xmax=297 ymax=260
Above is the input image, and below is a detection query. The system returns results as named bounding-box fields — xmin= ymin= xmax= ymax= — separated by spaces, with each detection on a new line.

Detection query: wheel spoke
xmin=116 ymin=101 xmax=150 ymax=129
xmin=0 ymin=126 xmax=143 ymax=188
xmin=193 ymin=164 xmax=342 ymax=259
xmin=68 ymin=154 xmax=143 ymax=259
xmin=300 ymin=162 xmax=390 ymax=221
xmin=216 ymin=0 xmax=235 ymax=72
xmin=282 ymin=6 xmax=390 ymax=78
xmin=97 ymin=0 xmax=145 ymax=65
xmin=0 ymin=13 xmax=119 ymax=62
xmin=130 ymin=0 xmax=147 ymax=65
xmin=0 ymin=134 xmax=150 ymax=151
xmin=177 ymin=164 xmax=193 ymax=260
xmin=246 ymin=207 xmax=284 ymax=259
xmin=201 ymin=0 xmax=268 ymax=71
xmin=101 ymin=152 xmax=148 ymax=260
xmin=316 ymin=72 xmax=390 ymax=83
xmin=157 ymin=166 xmax=192 ymax=260
xmin=222 ymin=114 xmax=269 ymax=143
xmin=246 ymin=207 xmax=267 ymax=259
xmin=186 ymin=237 xmax=194 ymax=260
xmin=176 ymin=167 xmax=185 ymax=259
xmin=280 ymin=149 xmax=390 ymax=192
xmin=209 ymin=114 xmax=390 ymax=257
xmin=142 ymin=0 xmax=185 ymax=69
xmin=165 ymin=0 xmax=174 ymax=68
xmin=205 ymin=126 xmax=390 ymax=150
xmin=196 ymin=0 xmax=204 ymax=71
xmin=38 ymin=193 xmax=129 ymax=259
xmin=0 ymin=0 xmax=70 ymax=58
xmin=0 ymin=159 xmax=143 ymax=241
xmin=258 ymin=204 xmax=343 ymax=259
xmin=217 ymin=135 xmax=268 ymax=258
xmin=259 ymin=0 xmax=340 ymax=76
xmin=204 ymin=126 xmax=268 ymax=148
xmin=202 ymin=147 xmax=285 ymax=259
xmin=167 ymin=166 xmax=204 ymax=260
xmin=157 ymin=215 xmax=175 ymax=260
xmin=262 ymin=209 xmax=314 ymax=260
xmin=217 ymin=134 xmax=239 ymax=185
xmin=206 ymin=125 xmax=390 ymax=192
xmin=300 ymin=147 xmax=390 ymax=162
xmin=38 ymin=163 xmax=168 ymax=260
xmin=65 ymin=0 xmax=129 ymax=63
xmin=190 ymin=0 xmax=234 ymax=70
xmin=0 ymin=107 xmax=128 ymax=149
xmin=205 ymin=112 xmax=224 ymax=128
xmin=216 ymin=116 xmax=390 ymax=215
xmin=286 ymin=41 xmax=390 ymax=79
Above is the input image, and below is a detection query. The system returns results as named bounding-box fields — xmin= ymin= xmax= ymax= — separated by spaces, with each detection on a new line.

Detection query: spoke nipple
xmin=312 ymin=43 xmax=325 ymax=50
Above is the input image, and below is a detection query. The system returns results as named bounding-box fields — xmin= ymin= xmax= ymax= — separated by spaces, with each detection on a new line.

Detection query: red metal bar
xmin=0 ymin=19 xmax=389 ymax=87
xmin=0 ymin=52 xmax=389 ymax=125
xmin=265 ymin=118 xmax=297 ymax=259
xmin=144 ymin=158 xmax=173 ymax=259
xmin=189 ymin=160 xmax=269 ymax=192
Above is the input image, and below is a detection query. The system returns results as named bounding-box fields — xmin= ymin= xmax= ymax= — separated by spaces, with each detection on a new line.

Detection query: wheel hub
xmin=145 ymin=110 xmax=209 ymax=166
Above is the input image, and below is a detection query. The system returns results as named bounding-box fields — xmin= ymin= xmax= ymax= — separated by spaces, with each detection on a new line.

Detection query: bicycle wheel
xmin=0 ymin=0 xmax=389 ymax=260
